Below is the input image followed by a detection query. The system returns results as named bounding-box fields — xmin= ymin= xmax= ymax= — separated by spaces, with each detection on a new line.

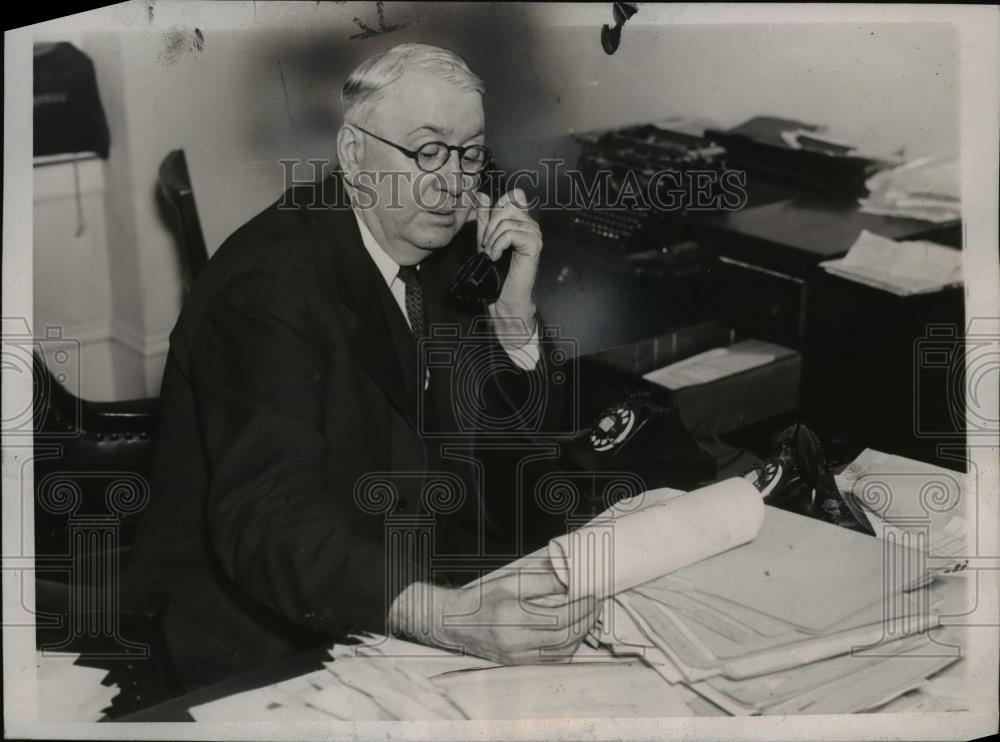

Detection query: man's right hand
xmin=389 ymin=571 xmax=600 ymax=665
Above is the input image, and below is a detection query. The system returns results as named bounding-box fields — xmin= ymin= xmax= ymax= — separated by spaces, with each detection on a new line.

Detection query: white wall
xmin=31 ymin=21 xmax=152 ymax=401
xmin=517 ymin=22 xmax=959 ymax=158
xmin=31 ymin=2 xmax=960 ymax=399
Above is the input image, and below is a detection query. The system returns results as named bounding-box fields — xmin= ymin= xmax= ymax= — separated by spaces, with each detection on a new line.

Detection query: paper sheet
xmin=434 ymin=661 xmax=693 ymax=718
xmin=641 ymin=340 xmax=784 ymax=390
xmin=191 ymin=681 xmax=338 ymax=722
xmin=548 ymin=478 xmax=765 ymax=600
xmin=819 ymin=230 xmax=962 ymax=295
xmin=36 ymin=652 xmax=119 ymax=722
xmin=657 ymin=506 xmax=928 ymax=634
xmin=860 ymin=152 xmax=960 ymax=222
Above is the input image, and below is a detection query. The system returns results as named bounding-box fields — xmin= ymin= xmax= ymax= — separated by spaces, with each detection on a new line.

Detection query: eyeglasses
xmin=351 ymin=124 xmax=492 ymax=175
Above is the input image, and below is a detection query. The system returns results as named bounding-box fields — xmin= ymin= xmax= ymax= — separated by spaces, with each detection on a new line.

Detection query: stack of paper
xmin=187 ymin=461 xmax=969 ymax=721
xmin=36 ymin=651 xmax=119 ymax=721
xmin=860 ymin=153 xmax=960 ymax=223
xmin=820 ymin=229 xmax=962 ymax=296
xmin=191 ymin=632 xmax=709 ymax=721
xmin=191 ymin=635 xmax=492 ymax=721
xmin=188 ymin=475 xmax=765 ymax=722
xmin=591 ymin=505 xmax=965 ymax=715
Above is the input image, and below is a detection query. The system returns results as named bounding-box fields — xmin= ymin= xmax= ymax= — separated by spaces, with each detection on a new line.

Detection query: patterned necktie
xmin=396 ymin=264 xmax=427 ymax=341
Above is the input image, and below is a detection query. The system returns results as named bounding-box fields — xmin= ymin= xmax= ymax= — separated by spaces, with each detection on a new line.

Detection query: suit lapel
xmin=317 ymin=174 xmax=417 ymax=432
xmin=314 ymin=171 xmax=482 ymax=434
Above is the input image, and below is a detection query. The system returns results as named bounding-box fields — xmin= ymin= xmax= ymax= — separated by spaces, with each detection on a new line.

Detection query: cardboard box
xmin=588 ymin=321 xmax=801 ymax=435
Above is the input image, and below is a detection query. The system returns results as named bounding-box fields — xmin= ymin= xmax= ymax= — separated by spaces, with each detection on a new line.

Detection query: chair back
xmin=158 ymin=149 xmax=209 ymax=289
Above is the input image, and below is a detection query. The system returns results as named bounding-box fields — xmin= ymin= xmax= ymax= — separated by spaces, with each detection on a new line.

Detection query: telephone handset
xmin=449 ymin=159 xmax=510 ymax=305
xmin=449 ymin=247 xmax=511 ymax=305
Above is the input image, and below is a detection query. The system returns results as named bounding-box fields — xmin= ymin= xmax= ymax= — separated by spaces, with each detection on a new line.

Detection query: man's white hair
xmin=342 ymin=43 xmax=486 ymax=125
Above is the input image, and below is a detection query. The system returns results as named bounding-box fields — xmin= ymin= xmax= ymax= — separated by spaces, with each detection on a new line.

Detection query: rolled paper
xmin=548 ymin=477 xmax=765 ymax=600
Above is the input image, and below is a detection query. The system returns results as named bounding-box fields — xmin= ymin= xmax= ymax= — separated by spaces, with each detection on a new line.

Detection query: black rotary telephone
xmin=448 ymin=159 xmax=512 ymax=305
xmin=561 ymin=385 xmax=716 ymax=492
xmin=588 ymin=402 xmax=641 ymax=452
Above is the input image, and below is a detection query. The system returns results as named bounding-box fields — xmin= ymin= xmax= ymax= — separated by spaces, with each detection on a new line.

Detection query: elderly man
xmin=131 ymin=43 xmax=597 ymax=691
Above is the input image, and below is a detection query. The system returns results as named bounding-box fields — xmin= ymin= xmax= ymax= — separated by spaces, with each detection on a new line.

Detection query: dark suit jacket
xmin=129 ymin=172 xmax=569 ymax=690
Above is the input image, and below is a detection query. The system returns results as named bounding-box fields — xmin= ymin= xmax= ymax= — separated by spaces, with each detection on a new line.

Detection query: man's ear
xmin=336 ymin=124 xmax=362 ymax=177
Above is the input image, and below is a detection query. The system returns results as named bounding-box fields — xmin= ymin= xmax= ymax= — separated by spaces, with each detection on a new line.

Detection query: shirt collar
xmin=352 ymin=209 xmax=405 ymax=288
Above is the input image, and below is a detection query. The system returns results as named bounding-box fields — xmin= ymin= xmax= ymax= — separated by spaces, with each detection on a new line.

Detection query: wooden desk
xmin=117 ymin=611 xmax=969 ymax=722
xmin=689 ymin=196 xmax=961 ymax=277
xmin=679 ymin=195 xmax=965 ymax=469
xmin=802 ymin=270 xmax=966 ymax=470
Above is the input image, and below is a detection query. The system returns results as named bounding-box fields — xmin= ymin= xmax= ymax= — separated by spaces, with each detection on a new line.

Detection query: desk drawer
xmin=706 ymin=256 xmax=806 ymax=346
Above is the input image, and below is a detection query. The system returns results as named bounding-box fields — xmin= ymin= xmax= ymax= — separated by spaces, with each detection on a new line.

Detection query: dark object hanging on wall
xmin=601 ymin=2 xmax=638 ymax=54
xmin=33 ymin=42 xmax=111 ymax=159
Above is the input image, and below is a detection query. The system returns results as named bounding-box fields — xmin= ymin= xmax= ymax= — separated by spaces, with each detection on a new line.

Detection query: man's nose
xmin=439 ymin=150 xmax=473 ymax=197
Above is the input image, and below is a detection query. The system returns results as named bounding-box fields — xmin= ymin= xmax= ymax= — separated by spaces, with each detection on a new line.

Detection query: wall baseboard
xmin=36 ymin=316 xmax=169 ymax=358
xmin=33 ymin=316 xmax=170 ymax=399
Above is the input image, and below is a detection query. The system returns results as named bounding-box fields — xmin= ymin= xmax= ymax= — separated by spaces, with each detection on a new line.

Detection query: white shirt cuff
xmin=498 ymin=324 xmax=540 ymax=371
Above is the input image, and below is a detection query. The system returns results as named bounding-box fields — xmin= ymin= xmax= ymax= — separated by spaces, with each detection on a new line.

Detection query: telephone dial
xmin=589 ymin=403 xmax=639 ymax=452
xmin=561 ymin=387 xmax=715 ymax=493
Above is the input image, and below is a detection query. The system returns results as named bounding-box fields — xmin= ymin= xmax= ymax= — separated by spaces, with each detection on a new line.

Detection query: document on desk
xmin=586 ymin=503 xmax=968 ymax=715
xmin=820 ymin=230 xmax=963 ymax=296
xmin=433 ymin=660 xmax=693 ymax=718
xmin=189 ymin=668 xmax=348 ymax=722
xmin=188 ymin=633 xmax=692 ymax=721
xmin=190 ymin=635 xmax=486 ymax=722
xmin=835 ymin=448 xmax=970 ymax=561
xmin=546 ymin=478 xmax=765 ymax=600
xmin=187 ymin=495 xmax=967 ymax=722
xmin=188 ymin=470 xmax=967 ymax=723
xmin=641 ymin=340 xmax=784 ymax=390
xmin=860 ymin=152 xmax=961 ymax=222
xmin=35 ymin=651 xmax=119 ymax=722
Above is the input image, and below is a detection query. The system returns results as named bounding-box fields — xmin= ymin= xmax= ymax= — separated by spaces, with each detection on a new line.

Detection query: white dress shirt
xmin=352 ymin=211 xmax=540 ymax=374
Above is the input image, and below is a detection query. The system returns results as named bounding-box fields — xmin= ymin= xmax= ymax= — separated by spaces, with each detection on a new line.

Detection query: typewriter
xmin=572 ymin=121 xmax=727 ymax=255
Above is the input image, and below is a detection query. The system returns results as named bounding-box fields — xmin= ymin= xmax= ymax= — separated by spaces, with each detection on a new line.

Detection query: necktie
xmin=396 ymin=264 xmax=427 ymax=341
